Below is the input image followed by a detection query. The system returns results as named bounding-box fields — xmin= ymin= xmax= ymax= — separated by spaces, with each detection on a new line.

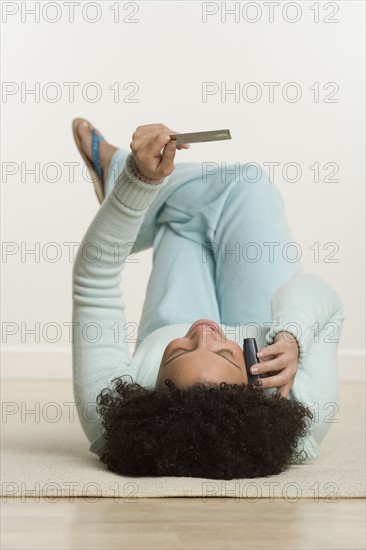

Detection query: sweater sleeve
xmin=264 ymin=272 xmax=345 ymax=368
xmin=72 ymin=152 xmax=170 ymax=446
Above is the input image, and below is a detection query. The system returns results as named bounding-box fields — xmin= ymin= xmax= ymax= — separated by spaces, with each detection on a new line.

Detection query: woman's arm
xmin=262 ymin=272 xmax=346 ymax=461
xmin=72 ymin=151 xmax=171 ymax=445
xmin=264 ymin=272 xmax=345 ymax=368
xmin=254 ymin=272 xmax=345 ymax=460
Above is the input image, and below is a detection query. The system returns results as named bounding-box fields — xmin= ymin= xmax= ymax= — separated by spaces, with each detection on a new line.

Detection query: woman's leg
xmin=104 ymin=151 xmax=303 ymax=342
xmin=103 ymin=149 xmax=223 ymax=346
xmin=136 ymin=224 xmax=221 ymax=346
xmin=137 ymin=162 xmax=303 ymax=342
xmin=213 ymin=168 xmax=303 ymax=327
xmin=104 ymin=148 xmax=130 ymax=198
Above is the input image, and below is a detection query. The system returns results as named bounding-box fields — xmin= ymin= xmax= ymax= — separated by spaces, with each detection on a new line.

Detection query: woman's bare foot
xmin=76 ymin=121 xmax=118 ymax=192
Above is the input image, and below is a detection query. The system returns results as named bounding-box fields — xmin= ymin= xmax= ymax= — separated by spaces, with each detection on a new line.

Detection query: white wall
xmin=1 ymin=1 xmax=365 ymax=380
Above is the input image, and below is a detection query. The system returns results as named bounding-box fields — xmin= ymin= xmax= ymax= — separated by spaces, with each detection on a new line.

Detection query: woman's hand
xmin=252 ymin=331 xmax=299 ymax=398
xmin=130 ymin=123 xmax=190 ymax=182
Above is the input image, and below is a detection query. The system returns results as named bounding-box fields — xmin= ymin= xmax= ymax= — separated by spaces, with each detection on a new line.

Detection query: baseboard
xmin=337 ymin=349 xmax=366 ymax=382
xmin=1 ymin=347 xmax=365 ymax=381
xmin=1 ymin=348 xmax=73 ymax=379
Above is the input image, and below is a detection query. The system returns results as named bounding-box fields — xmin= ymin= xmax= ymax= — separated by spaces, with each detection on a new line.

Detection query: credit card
xmin=169 ymin=129 xmax=231 ymax=144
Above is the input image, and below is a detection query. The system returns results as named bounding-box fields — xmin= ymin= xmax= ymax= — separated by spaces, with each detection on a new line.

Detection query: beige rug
xmin=1 ymin=381 xmax=365 ymax=499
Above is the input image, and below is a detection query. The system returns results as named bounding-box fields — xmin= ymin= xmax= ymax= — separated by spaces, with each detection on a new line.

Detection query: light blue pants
xmin=105 ymin=149 xmax=303 ymax=348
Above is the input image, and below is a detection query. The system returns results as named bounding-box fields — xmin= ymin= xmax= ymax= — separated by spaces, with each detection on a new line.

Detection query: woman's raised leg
xmin=104 ymin=151 xmax=304 ymax=342
xmin=104 ymin=148 xmax=130 ymax=198
xmin=213 ymin=166 xmax=304 ymax=327
xmin=136 ymin=161 xmax=304 ymax=343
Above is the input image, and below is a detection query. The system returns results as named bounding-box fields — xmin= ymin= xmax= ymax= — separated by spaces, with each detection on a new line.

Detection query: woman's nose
xmin=191 ymin=330 xmax=218 ymax=345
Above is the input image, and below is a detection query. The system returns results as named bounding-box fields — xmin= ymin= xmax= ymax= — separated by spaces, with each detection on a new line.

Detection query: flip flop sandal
xmin=72 ymin=117 xmax=106 ymax=204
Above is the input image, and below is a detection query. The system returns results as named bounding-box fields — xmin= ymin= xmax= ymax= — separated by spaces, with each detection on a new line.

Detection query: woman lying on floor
xmin=71 ymin=120 xmax=345 ymax=480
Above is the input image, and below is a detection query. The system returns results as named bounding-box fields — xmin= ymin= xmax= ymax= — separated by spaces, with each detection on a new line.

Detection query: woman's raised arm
xmin=72 ymin=149 xmax=171 ymax=445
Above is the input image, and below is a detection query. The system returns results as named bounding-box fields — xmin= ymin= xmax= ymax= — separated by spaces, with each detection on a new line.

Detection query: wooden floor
xmin=2 ymin=496 xmax=365 ymax=549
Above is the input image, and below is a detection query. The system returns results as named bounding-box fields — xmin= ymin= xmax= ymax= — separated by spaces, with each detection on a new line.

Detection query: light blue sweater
xmin=72 ymin=152 xmax=345 ymax=465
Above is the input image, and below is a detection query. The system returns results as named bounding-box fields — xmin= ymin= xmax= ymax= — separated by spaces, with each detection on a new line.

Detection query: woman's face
xmin=155 ymin=319 xmax=248 ymax=390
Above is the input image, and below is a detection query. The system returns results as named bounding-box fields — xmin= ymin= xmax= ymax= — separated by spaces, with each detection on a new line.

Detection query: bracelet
xmin=129 ymin=155 xmax=164 ymax=185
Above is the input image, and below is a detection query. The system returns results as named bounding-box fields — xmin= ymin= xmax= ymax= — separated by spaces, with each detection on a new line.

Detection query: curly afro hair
xmin=96 ymin=375 xmax=314 ymax=480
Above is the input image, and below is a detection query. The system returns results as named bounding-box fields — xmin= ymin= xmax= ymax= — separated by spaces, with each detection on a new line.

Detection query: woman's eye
xmin=168 ymin=347 xmax=186 ymax=359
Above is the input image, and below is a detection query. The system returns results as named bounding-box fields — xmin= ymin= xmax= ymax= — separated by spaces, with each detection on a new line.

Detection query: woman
xmin=72 ymin=120 xmax=345 ymax=480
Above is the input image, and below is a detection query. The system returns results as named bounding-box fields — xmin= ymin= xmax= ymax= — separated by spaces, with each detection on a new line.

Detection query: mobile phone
xmin=243 ymin=338 xmax=261 ymax=384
